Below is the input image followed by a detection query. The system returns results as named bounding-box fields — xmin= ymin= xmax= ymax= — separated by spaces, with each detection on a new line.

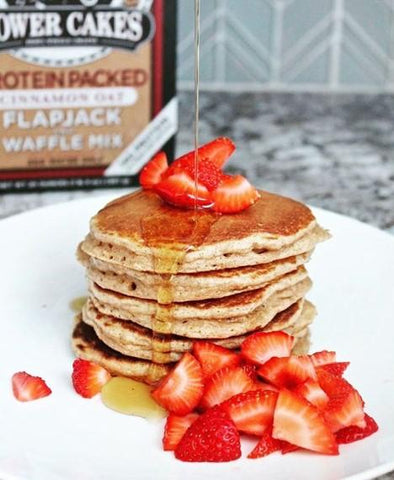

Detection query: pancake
xmin=79 ymin=189 xmax=329 ymax=273
xmin=72 ymin=317 xmax=312 ymax=385
xmin=80 ymin=248 xmax=312 ymax=302
xmin=89 ymin=276 xmax=312 ymax=338
xmin=81 ymin=297 xmax=315 ymax=363
xmin=88 ymin=266 xmax=309 ymax=319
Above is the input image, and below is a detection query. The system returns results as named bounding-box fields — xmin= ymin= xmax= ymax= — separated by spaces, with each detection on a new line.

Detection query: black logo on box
xmin=0 ymin=0 xmax=155 ymax=51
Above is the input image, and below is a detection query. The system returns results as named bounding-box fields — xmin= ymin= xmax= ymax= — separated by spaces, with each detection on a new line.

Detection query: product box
xmin=0 ymin=0 xmax=177 ymax=192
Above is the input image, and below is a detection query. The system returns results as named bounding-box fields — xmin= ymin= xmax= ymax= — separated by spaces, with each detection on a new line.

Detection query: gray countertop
xmin=1 ymin=91 xmax=393 ymax=479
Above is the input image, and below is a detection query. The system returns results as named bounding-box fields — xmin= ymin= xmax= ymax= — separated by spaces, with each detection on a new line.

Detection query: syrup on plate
xmin=101 ymin=377 xmax=166 ymax=419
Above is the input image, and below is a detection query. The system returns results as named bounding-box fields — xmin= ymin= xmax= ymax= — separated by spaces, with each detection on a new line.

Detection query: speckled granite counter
xmin=1 ymin=92 xmax=393 ymax=238
xmin=1 ymin=92 xmax=393 ymax=480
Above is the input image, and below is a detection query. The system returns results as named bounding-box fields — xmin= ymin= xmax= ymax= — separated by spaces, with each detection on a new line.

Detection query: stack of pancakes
xmin=73 ymin=190 xmax=329 ymax=384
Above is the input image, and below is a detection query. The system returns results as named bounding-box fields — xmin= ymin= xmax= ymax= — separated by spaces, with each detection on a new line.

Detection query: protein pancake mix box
xmin=0 ymin=0 xmax=177 ymax=192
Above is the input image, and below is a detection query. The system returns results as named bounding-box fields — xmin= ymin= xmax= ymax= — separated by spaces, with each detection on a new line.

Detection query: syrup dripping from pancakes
xmin=102 ymin=0 xmax=212 ymax=417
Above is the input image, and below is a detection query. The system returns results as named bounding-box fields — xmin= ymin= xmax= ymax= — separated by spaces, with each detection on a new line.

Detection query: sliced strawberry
xmin=273 ymin=389 xmax=338 ymax=455
xmin=241 ymin=331 xmax=295 ymax=366
xmin=152 ymin=352 xmax=204 ymax=415
xmin=192 ymin=341 xmax=240 ymax=378
xmin=200 ymin=366 xmax=255 ymax=410
xmin=154 ymin=172 xmax=212 ymax=209
xmin=165 ymin=157 xmax=223 ymax=191
xmin=293 ymin=379 xmax=329 ymax=409
xmin=174 ymin=137 xmax=236 ymax=171
xmin=12 ymin=372 xmax=52 ymax=402
xmin=324 ymin=390 xmax=366 ymax=432
xmin=175 ymin=406 xmax=241 ymax=462
xmin=72 ymin=359 xmax=111 ymax=398
xmin=258 ymin=355 xmax=317 ymax=389
xmin=212 ymin=175 xmax=260 ymax=214
xmin=139 ymin=151 xmax=168 ymax=189
xmin=248 ymin=428 xmax=282 ymax=458
xmin=316 ymin=362 xmax=350 ymax=377
xmin=310 ymin=350 xmax=337 ymax=367
xmin=221 ymin=389 xmax=278 ymax=436
xmin=316 ymin=368 xmax=355 ymax=398
xmin=335 ymin=413 xmax=378 ymax=444
xmin=162 ymin=413 xmax=199 ymax=451
xmin=241 ymin=362 xmax=258 ymax=381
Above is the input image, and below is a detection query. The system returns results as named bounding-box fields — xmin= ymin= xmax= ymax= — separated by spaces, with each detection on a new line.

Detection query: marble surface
xmin=0 ymin=91 xmax=393 ymax=480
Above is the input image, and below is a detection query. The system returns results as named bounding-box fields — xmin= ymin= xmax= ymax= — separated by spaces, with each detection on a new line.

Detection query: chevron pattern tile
xmin=177 ymin=0 xmax=394 ymax=91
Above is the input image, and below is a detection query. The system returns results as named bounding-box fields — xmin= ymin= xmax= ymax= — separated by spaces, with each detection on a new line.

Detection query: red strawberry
xmin=72 ymin=359 xmax=111 ymax=398
xmin=248 ymin=428 xmax=282 ymax=458
xmin=324 ymin=390 xmax=366 ymax=432
xmin=200 ymin=366 xmax=255 ymax=410
xmin=154 ymin=172 xmax=212 ymax=209
xmin=175 ymin=406 xmax=241 ymax=462
xmin=139 ymin=151 xmax=168 ymax=188
xmin=310 ymin=350 xmax=337 ymax=367
xmin=316 ymin=362 xmax=350 ymax=377
xmin=273 ymin=389 xmax=338 ymax=455
xmin=241 ymin=331 xmax=295 ymax=366
xmin=12 ymin=372 xmax=52 ymax=402
xmin=165 ymin=157 xmax=223 ymax=191
xmin=316 ymin=368 xmax=355 ymax=398
xmin=258 ymin=355 xmax=317 ymax=389
xmin=175 ymin=137 xmax=236 ymax=170
xmin=221 ymin=389 xmax=278 ymax=436
xmin=212 ymin=175 xmax=260 ymax=214
xmin=162 ymin=413 xmax=199 ymax=451
xmin=152 ymin=352 xmax=204 ymax=415
xmin=335 ymin=413 xmax=378 ymax=444
xmin=192 ymin=341 xmax=240 ymax=378
xmin=293 ymin=379 xmax=329 ymax=409
xmin=280 ymin=440 xmax=299 ymax=454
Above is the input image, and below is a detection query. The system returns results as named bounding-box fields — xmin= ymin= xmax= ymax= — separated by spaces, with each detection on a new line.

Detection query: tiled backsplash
xmin=177 ymin=0 xmax=394 ymax=92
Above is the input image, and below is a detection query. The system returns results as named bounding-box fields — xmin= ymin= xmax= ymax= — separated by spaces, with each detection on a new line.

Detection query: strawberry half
xmin=212 ymin=175 xmax=260 ymax=214
xmin=258 ymin=355 xmax=317 ymax=389
xmin=192 ymin=341 xmax=240 ymax=378
xmin=335 ymin=413 xmax=378 ymax=444
xmin=293 ymin=379 xmax=329 ymax=409
xmin=139 ymin=151 xmax=168 ymax=189
xmin=248 ymin=428 xmax=282 ymax=459
xmin=310 ymin=350 xmax=337 ymax=367
xmin=273 ymin=389 xmax=338 ymax=455
xmin=241 ymin=331 xmax=295 ymax=366
xmin=163 ymin=413 xmax=199 ymax=451
xmin=199 ymin=366 xmax=255 ymax=410
xmin=152 ymin=352 xmax=204 ymax=415
xmin=154 ymin=172 xmax=212 ymax=209
xmin=175 ymin=137 xmax=236 ymax=170
xmin=12 ymin=372 xmax=52 ymax=402
xmin=72 ymin=359 xmax=111 ymax=398
xmin=175 ymin=406 xmax=241 ymax=462
xmin=221 ymin=389 xmax=278 ymax=436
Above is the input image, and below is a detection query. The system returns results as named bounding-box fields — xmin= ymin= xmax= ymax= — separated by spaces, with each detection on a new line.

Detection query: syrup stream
xmin=102 ymin=0 xmax=206 ymax=416
xmin=193 ymin=0 xmax=200 ymax=206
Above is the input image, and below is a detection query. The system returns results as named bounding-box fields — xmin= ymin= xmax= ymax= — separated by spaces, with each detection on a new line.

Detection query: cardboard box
xmin=0 ymin=0 xmax=177 ymax=192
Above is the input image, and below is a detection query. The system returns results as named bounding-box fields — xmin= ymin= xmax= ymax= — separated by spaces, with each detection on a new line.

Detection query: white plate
xmin=0 ymin=195 xmax=393 ymax=480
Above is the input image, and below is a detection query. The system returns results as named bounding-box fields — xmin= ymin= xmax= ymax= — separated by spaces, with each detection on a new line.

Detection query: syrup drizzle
xmin=101 ymin=0 xmax=207 ymax=415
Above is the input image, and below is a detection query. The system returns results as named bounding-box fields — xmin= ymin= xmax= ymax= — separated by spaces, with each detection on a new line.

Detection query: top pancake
xmin=84 ymin=189 xmax=324 ymax=273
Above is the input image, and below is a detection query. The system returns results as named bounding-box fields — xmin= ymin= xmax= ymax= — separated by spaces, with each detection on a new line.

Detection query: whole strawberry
xmin=175 ymin=406 xmax=241 ymax=462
